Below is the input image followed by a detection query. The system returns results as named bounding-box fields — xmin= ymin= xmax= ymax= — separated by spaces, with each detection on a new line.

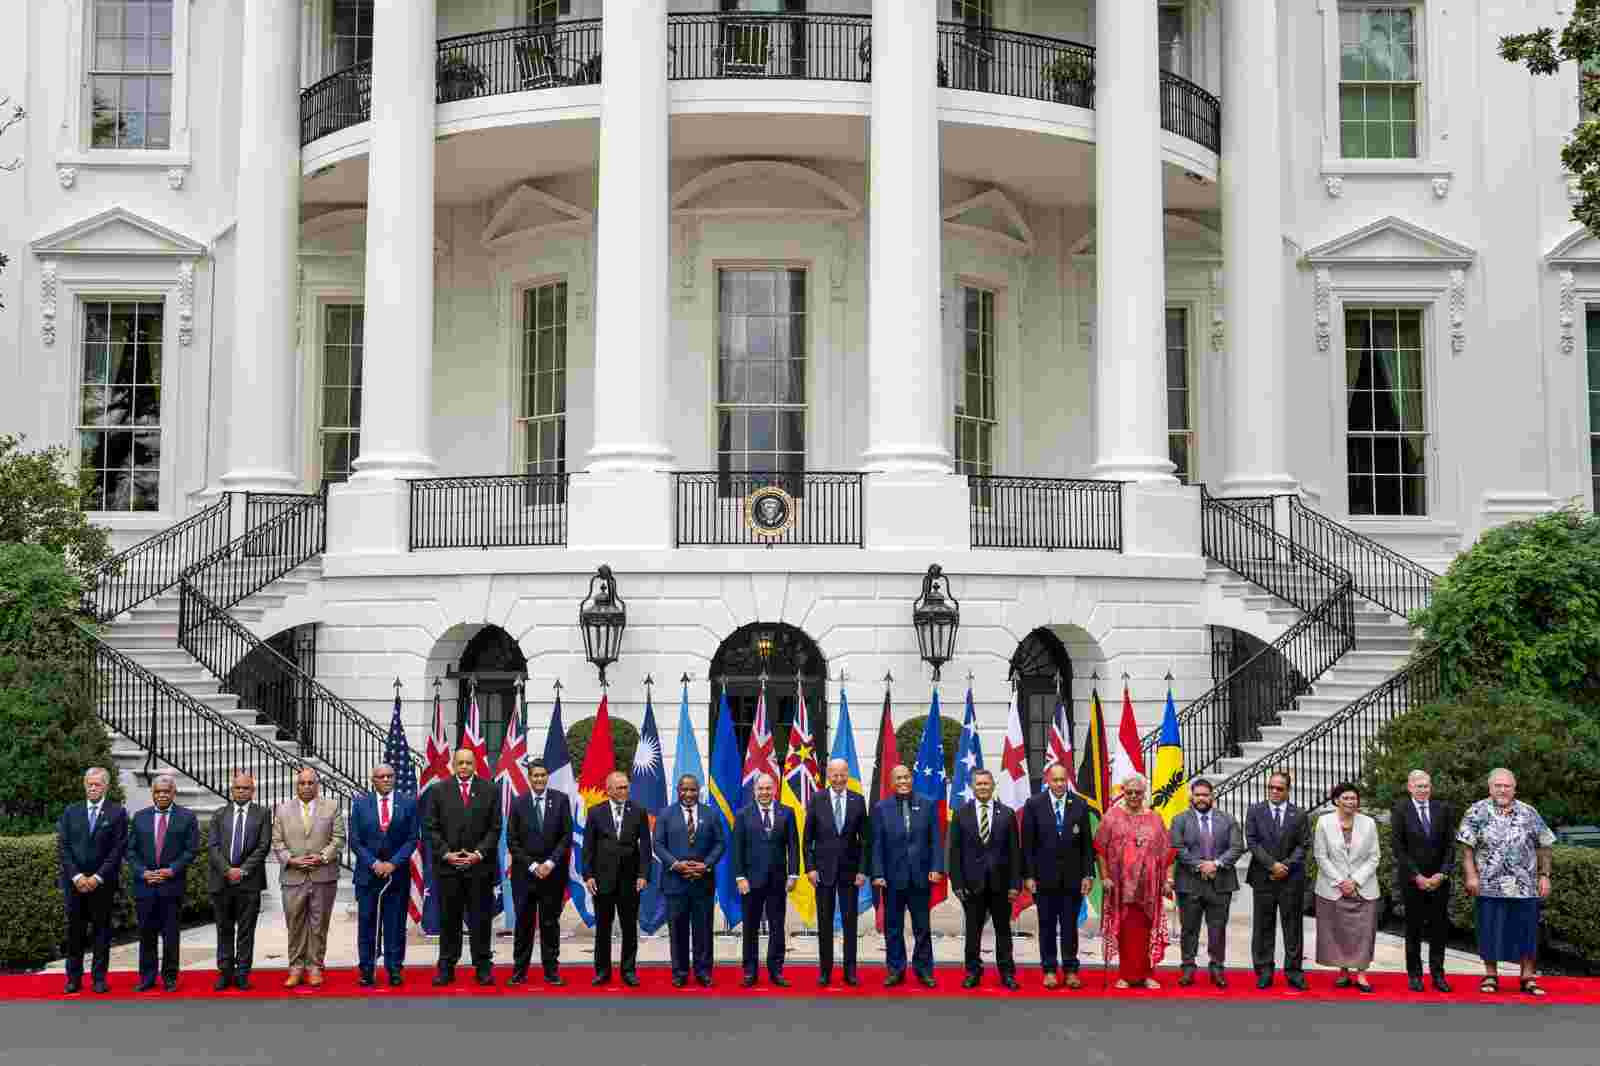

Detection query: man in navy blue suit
xmin=804 ymin=758 xmax=868 ymax=987
xmin=653 ymin=774 xmax=726 ymax=988
xmin=948 ymin=769 xmax=1023 ymax=990
xmin=128 ymin=775 xmax=199 ymax=992
xmin=58 ymin=767 xmax=128 ymax=994
xmin=350 ymin=764 xmax=419 ymax=987
xmin=731 ymin=773 xmax=799 ymax=987
xmin=1020 ymin=764 xmax=1095 ymax=989
xmin=507 ymin=759 xmax=574 ymax=985
xmin=871 ymin=764 xmax=945 ymax=988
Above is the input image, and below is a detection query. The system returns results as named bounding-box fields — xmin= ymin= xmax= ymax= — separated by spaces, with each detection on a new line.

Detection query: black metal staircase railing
xmin=85 ymin=494 xmax=233 ymax=621
xmin=1139 ymin=491 xmax=1357 ymax=780
xmin=1286 ymin=495 xmax=1438 ymax=619
xmin=181 ymin=490 xmax=326 ymax=610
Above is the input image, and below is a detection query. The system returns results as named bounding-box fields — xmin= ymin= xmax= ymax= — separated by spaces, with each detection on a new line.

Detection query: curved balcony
xmin=298 ymin=16 xmax=1221 ymax=155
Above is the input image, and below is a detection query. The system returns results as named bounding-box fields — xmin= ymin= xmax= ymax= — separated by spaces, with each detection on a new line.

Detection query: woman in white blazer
xmin=1312 ymin=783 xmax=1381 ymax=991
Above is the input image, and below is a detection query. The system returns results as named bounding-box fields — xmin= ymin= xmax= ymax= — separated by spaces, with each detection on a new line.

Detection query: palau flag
xmin=1151 ymin=685 xmax=1189 ymax=828
xmin=631 ymin=692 xmax=669 ymax=934
xmin=708 ymin=689 xmax=744 ymax=928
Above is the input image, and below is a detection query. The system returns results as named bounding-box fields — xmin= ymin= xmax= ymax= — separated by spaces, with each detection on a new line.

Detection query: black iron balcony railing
xmin=298 ymin=19 xmax=1221 ymax=154
xmin=85 ymin=494 xmax=233 ymax=622
xmin=409 ymin=474 xmax=570 ymax=550
xmin=967 ymin=475 xmax=1123 ymax=551
xmin=674 ymin=471 xmax=864 ymax=547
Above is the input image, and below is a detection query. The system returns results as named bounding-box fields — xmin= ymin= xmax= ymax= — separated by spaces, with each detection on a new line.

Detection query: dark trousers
xmin=961 ymin=887 xmax=1015 ymax=977
xmin=1178 ymin=890 xmax=1232 ymax=967
xmin=1402 ymin=882 xmax=1450 ymax=976
xmin=594 ymin=887 xmax=641 ymax=975
xmin=135 ymin=895 xmax=181 ymax=980
xmin=436 ymin=875 xmax=495 ymax=973
xmin=1251 ymin=882 xmax=1305 ymax=975
xmin=883 ymin=884 xmax=933 ymax=977
xmin=356 ymin=877 xmax=409 ymax=975
xmin=666 ymin=891 xmax=715 ymax=979
xmin=815 ymin=876 xmax=860 ymax=977
xmin=63 ymin=887 xmax=116 ymax=979
xmin=512 ymin=881 xmax=564 ymax=975
xmin=742 ymin=881 xmax=788 ymax=977
xmin=1035 ymin=889 xmax=1083 ymax=973
xmin=212 ymin=888 xmax=262 ymax=975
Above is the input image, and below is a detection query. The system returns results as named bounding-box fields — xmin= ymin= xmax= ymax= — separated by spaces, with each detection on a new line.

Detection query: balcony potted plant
xmin=1043 ymin=51 xmax=1094 ymax=106
xmin=437 ymin=49 xmax=488 ymax=102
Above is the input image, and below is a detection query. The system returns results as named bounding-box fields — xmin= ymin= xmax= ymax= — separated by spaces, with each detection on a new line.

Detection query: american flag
xmin=411 ymin=686 xmax=451 ymax=925
xmin=381 ymin=688 xmax=420 ymax=921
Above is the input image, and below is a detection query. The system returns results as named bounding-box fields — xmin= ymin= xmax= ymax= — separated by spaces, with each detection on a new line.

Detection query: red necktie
xmin=155 ymin=811 xmax=168 ymax=863
xmin=460 ymin=781 xmax=471 ymax=807
xmin=380 ymin=796 xmax=390 ymax=832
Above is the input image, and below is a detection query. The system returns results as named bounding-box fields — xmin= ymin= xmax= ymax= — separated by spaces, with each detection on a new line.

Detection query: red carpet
xmin=6 ymin=966 xmax=1599 ymax=1004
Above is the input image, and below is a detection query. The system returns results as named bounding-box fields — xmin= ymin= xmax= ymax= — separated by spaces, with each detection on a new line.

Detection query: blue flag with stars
xmin=949 ymin=685 xmax=984 ymax=814
xmin=913 ymin=689 xmax=950 ymax=908
xmin=631 ymin=692 xmax=669 ymax=934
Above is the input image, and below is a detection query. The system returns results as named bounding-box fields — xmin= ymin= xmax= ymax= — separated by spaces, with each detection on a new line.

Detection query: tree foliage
xmin=565 ymin=715 xmax=640 ymax=776
xmin=1412 ymin=507 xmax=1600 ymax=707
xmin=894 ymin=714 xmax=963 ymax=778
xmin=1501 ymin=2 xmax=1600 ymax=233
xmin=0 ymin=434 xmax=112 ymax=579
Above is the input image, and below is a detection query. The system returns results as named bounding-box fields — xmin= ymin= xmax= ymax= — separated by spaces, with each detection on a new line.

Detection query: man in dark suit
xmin=425 ymin=749 xmax=502 ymax=987
xmin=350 ymin=764 xmax=419 ymax=987
xmin=1170 ymin=777 xmax=1245 ymax=988
xmin=507 ymin=759 xmax=574 ymax=986
xmin=208 ymin=770 xmax=270 ymax=991
xmin=1021 ymin=764 xmax=1095 ymax=989
xmin=1391 ymin=769 xmax=1456 ymax=993
xmin=805 ymin=757 xmax=868 ymax=987
xmin=870 ymin=765 xmax=945 ymax=988
xmin=128 ymin=775 xmax=199 ymax=992
xmin=731 ymin=773 xmax=799 ymax=987
xmin=948 ymin=769 xmax=1022 ymax=990
xmin=58 ymin=767 xmax=128 ymax=995
xmin=582 ymin=771 xmax=653 ymax=987
xmin=1244 ymin=770 xmax=1309 ymax=990
xmin=653 ymin=773 xmax=725 ymax=987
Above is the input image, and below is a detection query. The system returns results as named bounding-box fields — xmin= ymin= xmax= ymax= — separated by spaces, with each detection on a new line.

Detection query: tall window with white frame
xmin=90 ymin=0 xmax=174 ymax=149
xmin=328 ymin=0 xmax=374 ymax=71
xmin=1166 ymin=307 xmax=1194 ymax=483
xmin=717 ymin=268 xmax=807 ymax=490
xmin=519 ymin=281 xmax=568 ymax=505
xmin=1338 ymin=6 xmax=1419 ymax=160
xmin=319 ymin=305 xmax=363 ymax=485
xmin=955 ymin=286 xmax=996 ymax=480
xmin=1158 ymin=3 xmax=1187 ymax=76
xmin=1587 ymin=308 xmax=1600 ymax=513
xmin=79 ymin=301 xmax=163 ymax=512
xmin=1346 ymin=307 xmax=1427 ymax=516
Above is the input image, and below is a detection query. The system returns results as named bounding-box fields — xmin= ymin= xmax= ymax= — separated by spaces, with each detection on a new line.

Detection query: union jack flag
xmin=740 ymin=685 xmax=781 ymax=809
xmin=411 ymin=686 xmax=452 ymax=926
xmin=495 ymin=700 xmax=530 ymax=924
xmin=463 ymin=691 xmax=491 ymax=780
xmin=1041 ymin=698 xmax=1075 ymax=789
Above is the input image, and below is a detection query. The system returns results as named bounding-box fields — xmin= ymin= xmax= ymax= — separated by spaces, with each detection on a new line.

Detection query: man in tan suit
xmin=271 ymin=768 xmax=346 ymax=988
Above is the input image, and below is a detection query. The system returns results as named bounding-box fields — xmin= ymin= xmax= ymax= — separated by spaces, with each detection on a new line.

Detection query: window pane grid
xmin=1165 ymin=306 xmax=1194 ymax=483
xmin=329 ymin=0 xmax=374 ymax=71
xmin=1338 ymin=6 xmax=1419 ymax=160
xmin=90 ymin=0 xmax=174 ymax=148
xmin=79 ymin=300 xmax=163 ymax=512
xmin=318 ymin=305 xmax=364 ymax=484
xmin=1346 ymin=307 xmax=1427 ymax=516
xmin=954 ymin=286 xmax=996 ymax=478
xmin=518 ymin=282 xmax=569 ymax=488
xmin=717 ymin=269 xmax=807 ymax=481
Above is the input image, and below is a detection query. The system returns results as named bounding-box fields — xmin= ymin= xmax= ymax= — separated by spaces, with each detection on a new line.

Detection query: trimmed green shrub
xmin=1357 ymin=691 xmax=1600 ymax=828
xmin=895 ymin=714 xmax=963 ymax=778
xmin=1412 ymin=507 xmax=1600 ymax=708
xmin=0 ymin=434 xmax=112 ymax=579
xmin=565 ymin=715 xmax=639 ymax=775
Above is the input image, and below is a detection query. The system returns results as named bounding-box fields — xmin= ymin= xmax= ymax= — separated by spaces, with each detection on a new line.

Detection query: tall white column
xmin=220 ymin=0 xmax=301 ymax=493
xmin=587 ymin=0 xmax=672 ymax=473
xmin=1092 ymin=0 xmax=1174 ymax=483
xmin=350 ymin=0 xmax=437 ymax=480
xmin=862 ymin=0 xmax=947 ymax=476
xmin=1220 ymin=0 xmax=1295 ymax=496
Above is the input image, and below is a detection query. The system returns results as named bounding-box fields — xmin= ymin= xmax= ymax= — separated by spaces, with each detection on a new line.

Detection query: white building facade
xmin=0 ymin=0 xmax=1591 ymax=809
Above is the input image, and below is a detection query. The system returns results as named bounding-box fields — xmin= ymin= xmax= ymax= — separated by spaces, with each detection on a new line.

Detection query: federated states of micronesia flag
xmin=631 ymin=692 xmax=669 ymax=935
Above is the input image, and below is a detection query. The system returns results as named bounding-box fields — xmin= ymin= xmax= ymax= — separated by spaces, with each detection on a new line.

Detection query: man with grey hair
xmin=732 ymin=771 xmax=799 ymax=987
xmin=128 ymin=773 xmax=199 ymax=991
xmin=1390 ymin=768 xmax=1455 ymax=992
xmin=58 ymin=767 xmax=127 ymax=994
xmin=805 ymin=756 xmax=868 ymax=987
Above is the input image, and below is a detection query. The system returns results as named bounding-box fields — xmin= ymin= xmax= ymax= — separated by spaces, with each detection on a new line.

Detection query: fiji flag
xmin=541 ymin=693 xmax=592 ymax=926
xmin=913 ymin=690 xmax=950 ymax=909
xmin=631 ymin=691 xmax=669 ymax=934
xmin=494 ymin=701 xmax=531 ymax=928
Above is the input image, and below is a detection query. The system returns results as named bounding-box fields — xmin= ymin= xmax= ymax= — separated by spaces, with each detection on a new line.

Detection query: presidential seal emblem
xmin=745 ymin=485 xmax=795 ymax=538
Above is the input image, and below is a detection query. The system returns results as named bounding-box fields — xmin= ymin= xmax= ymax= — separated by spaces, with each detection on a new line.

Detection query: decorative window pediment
xmin=1544 ymin=226 xmax=1600 ymax=268
xmin=30 ymin=206 xmax=205 ymax=259
xmin=481 ymin=184 xmax=594 ymax=250
xmin=941 ymin=189 xmax=1034 ymax=255
xmin=671 ymin=161 xmax=861 ymax=220
xmin=1303 ymin=215 xmax=1476 ymax=268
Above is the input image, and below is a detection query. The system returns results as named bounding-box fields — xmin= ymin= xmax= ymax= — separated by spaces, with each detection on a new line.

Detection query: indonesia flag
xmin=740 ymin=686 xmax=781 ymax=808
xmin=412 ymin=687 xmax=452 ymax=929
xmin=997 ymin=689 xmax=1033 ymax=918
xmin=1110 ymin=681 xmax=1146 ymax=802
xmin=463 ymin=691 xmax=491 ymax=780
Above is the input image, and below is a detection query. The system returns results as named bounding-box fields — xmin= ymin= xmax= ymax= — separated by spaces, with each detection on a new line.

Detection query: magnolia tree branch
xmin=1501 ymin=2 xmax=1600 ymax=232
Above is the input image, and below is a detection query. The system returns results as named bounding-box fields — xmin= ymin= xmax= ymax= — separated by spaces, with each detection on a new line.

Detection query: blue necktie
xmin=834 ymin=793 xmax=844 ymax=833
xmin=87 ymin=805 xmax=98 ymax=834
xmin=1055 ymin=801 xmax=1064 ymax=833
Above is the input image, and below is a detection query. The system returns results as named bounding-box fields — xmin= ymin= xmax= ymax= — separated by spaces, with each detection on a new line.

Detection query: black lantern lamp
xmin=579 ymin=564 xmax=627 ymax=688
xmin=912 ymin=564 xmax=960 ymax=683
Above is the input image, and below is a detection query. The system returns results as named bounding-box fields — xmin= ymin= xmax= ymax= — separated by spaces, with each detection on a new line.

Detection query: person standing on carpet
xmin=128 ymin=775 xmax=198 ymax=993
xmin=1094 ymin=774 xmax=1175 ymax=989
xmin=1169 ymin=777 xmax=1243 ymax=988
xmin=805 ymin=758 xmax=869 ymax=988
xmin=583 ymin=771 xmax=652 ymax=987
xmin=273 ymin=767 xmax=347 ymax=989
xmin=208 ymin=771 xmax=270 ymax=991
xmin=351 ymin=764 xmax=419 ymax=988
xmin=870 ymin=765 xmax=945 ymax=989
xmin=1312 ymin=784 xmax=1380 ymax=993
xmin=58 ymin=767 xmax=127 ymax=995
xmin=1021 ymin=764 xmax=1095 ymax=990
xmin=1390 ymin=769 xmax=1455 ymax=993
xmin=654 ymin=774 xmax=724 ymax=988
xmin=508 ymin=759 xmax=574 ymax=987
xmin=732 ymin=773 xmax=799 ymax=988
xmin=1458 ymin=768 xmax=1555 ymax=999
xmin=426 ymin=749 xmax=501 ymax=987
xmin=1244 ymin=770 xmax=1310 ymax=990
xmin=948 ymin=769 xmax=1022 ymax=990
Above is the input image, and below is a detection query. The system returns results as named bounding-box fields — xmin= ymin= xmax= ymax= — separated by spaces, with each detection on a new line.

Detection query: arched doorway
xmin=453 ymin=626 xmax=528 ymax=760
xmin=709 ymin=623 xmax=827 ymax=774
xmin=1009 ymin=628 xmax=1074 ymax=793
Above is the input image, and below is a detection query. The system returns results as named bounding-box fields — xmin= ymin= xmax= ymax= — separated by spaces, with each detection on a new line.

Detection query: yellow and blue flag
xmin=1151 ymin=685 xmax=1189 ymax=827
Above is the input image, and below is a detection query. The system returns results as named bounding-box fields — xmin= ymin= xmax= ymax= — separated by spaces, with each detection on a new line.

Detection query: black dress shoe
xmin=696 ymin=974 xmax=713 ymax=988
xmin=507 ymin=970 xmax=528 ymax=986
xmin=214 ymin=973 xmax=234 ymax=992
xmin=1286 ymin=974 xmax=1308 ymax=991
xmin=1334 ymin=975 xmax=1353 ymax=989
xmin=92 ymin=977 xmax=110 ymax=995
xmin=1256 ymin=973 xmax=1273 ymax=989
xmin=1177 ymin=968 xmax=1196 ymax=987
xmin=961 ymin=974 xmax=980 ymax=989
xmin=358 ymin=972 xmax=377 ymax=987
xmin=592 ymin=971 xmax=612 ymax=986
xmin=1407 ymin=975 xmax=1424 ymax=992
xmin=135 ymin=977 xmax=157 ymax=993
xmin=545 ymin=972 xmax=565 ymax=987
xmin=162 ymin=977 xmax=177 ymax=993
xmin=770 ymin=974 xmax=790 ymax=988
xmin=387 ymin=973 xmax=403 ymax=988
xmin=916 ymin=972 xmax=937 ymax=989
xmin=1355 ymin=979 xmax=1376 ymax=994
xmin=884 ymin=971 xmax=905 ymax=988
xmin=1210 ymin=967 xmax=1228 ymax=989
xmin=621 ymin=972 xmax=640 ymax=988
xmin=817 ymin=974 xmax=832 ymax=988
xmin=671 ymin=975 xmax=687 ymax=988
xmin=476 ymin=971 xmax=496 ymax=987
xmin=1001 ymin=975 xmax=1020 ymax=991
xmin=63 ymin=977 xmax=82 ymax=995
xmin=432 ymin=971 xmax=455 ymax=987
xmin=236 ymin=974 xmax=253 ymax=991
xmin=1431 ymin=974 xmax=1452 ymax=993
xmin=741 ymin=974 xmax=757 ymax=988
xmin=843 ymin=973 xmax=860 ymax=987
